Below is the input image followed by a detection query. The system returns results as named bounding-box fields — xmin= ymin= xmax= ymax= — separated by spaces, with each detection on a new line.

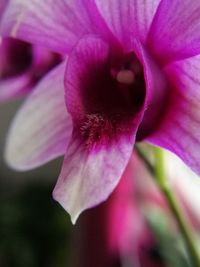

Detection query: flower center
xmin=79 ymin=52 xmax=146 ymax=149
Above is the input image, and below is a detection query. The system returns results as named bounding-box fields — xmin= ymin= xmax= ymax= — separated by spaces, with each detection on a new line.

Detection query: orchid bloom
xmin=0 ymin=37 xmax=61 ymax=102
xmin=0 ymin=1 xmax=61 ymax=102
xmin=1 ymin=0 xmax=200 ymax=223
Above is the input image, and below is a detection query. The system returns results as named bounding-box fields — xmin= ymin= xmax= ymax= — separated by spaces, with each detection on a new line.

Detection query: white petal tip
xmin=4 ymin=148 xmax=34 ymax=171
xmin=52 ymin=190 xmax=82 ymax=225
xmin=5 ymin=152 xmax=23 ymax=171
xmin=70 ymin=213 xmax=80 ymax=225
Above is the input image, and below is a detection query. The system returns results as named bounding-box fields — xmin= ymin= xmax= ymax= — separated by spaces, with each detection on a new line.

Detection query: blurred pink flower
xmin=77 ymin=151 xmax=200 ymax=267
xmin=107 ymin=154 xmax=165 ymax=267
xmin=1 ymin=0 xmax=200 ymax=222
xmin=120 ymin=151 xmax=200 ymax=267
xmin=0 ymin=37 xmax=61 ymax=101
xmin=74 ymin=154 xmax=165 ymax=267
xmin=0 ymin=1 xmax=61 ymax=102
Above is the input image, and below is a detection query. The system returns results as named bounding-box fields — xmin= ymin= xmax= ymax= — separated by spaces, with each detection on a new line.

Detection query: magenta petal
xmin=53 ymin=134 xmax=136 ymax=224
xmin=0 ymin=0 xmax=98 ymax=53
xmin=131 ymin=39 xmax=168 ymax=140
xmin=65 ymin=35 xmax=110 ymax=120
xmin=147 ymin=0 xmax=200 ymax=64
xmin=147 ymin=55 xmax=200 ymax=175
xmin=1 ymin=0 xmax=117 ymax=53
xmin=95 ymin=0 xmax=160 ymax=48
xmin=5 ymin=61 xmax=72 ymax=170
xmin=0 ymin=0 xmax=7 ymax=20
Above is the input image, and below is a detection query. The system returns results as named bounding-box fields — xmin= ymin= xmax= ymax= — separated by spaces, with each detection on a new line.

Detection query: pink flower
xmin=0 ymin=37 xmax=61 ymax=102
xmin=1 ymin=0 xmax=200 ymax=222
xmin=0 ymin=1 xmax=61 ymax=102
xmin=107 ymin=154 xmax=165 ymax=267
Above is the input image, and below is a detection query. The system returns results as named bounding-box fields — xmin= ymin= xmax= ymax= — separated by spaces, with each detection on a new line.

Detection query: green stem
xmin=153 ymin=147 xmax=200 ymax=267
xmin=135 ymin=145 xmax=154 ymax=175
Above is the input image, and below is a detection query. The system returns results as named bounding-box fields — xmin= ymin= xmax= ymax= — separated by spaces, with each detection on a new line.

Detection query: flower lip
xmin=65 ymin=36 xmax=169 ymax=151
xmin=74 ymin=51 xmax=146 ymax=149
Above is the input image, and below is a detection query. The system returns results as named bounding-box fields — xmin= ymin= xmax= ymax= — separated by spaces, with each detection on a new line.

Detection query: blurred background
xmin=0 ymin=100 xmax=75 ymax=267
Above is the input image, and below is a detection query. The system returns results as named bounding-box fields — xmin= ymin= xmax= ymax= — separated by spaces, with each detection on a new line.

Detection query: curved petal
xmin=53 ymin=133 xmax=136 ymax=224
xmin=0 ymin=74 xmax=31 ymax=102
xmin=0 ymin=0 xmax=115 ymax=54
xmin=147 ymin=55 xmax=200 ymax=175
xmin=130 ymin=39 xmax=168 ymax=140
xmin=95 ymin=0 xmax=160 ymax=49
xmin=147 ymin=0 xmax=200 ymax=64
xmin=65 ymin=35 xmax=110 ymax=120
xmin=5 ymin=61 xmax=72 ymax=170
xmin=53 ymin=36 xmax=167 ymax=223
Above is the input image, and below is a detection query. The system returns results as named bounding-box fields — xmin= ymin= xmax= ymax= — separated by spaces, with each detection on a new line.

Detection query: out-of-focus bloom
xmin=2 ymin=0 xmax=200 ymax=222
xmin=123 ymin=151 xmax=200 ymax=267
xmin=0 ymin=37 xmax=61 ymax=102
xmin=74 ymin=154 xmax=165 ymax=267
xmin=76 ymin=151 xmax=200 ymax=267
xmin=0 ymin=1 xmax=61 ymax=102
xmin=107 ymin=154 xmax=165 ymax=267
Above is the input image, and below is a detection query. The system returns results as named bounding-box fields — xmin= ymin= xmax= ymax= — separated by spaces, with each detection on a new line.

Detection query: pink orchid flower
xmin=1 ymin=0 xmax=200 ymax=223
xmin=0 ymin=1 xmax=61 ymax=102
xmin=0 ymin=37 xmax=61 ymax=102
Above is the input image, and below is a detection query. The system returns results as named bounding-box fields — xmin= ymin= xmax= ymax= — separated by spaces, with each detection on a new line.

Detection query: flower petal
xmin=95 ymin=0 xmax=160 ymax=49
xmin=65 ymin=35 xmax=110 ymax=120
xmin=5 ymin=61 xmax=72 ymax=170
xmin=53 ymin=133 xmax=136 ymax=224
xmin=0 ymin=0 xmax=115 ymax=54
xmin=147 ymin=55 xmax=200 ymax=175
xmin=0 ymin=74 xmax=31 ymax=102
xmin=147 ymin=0 xmax=200 ymax=64
xmin=0 ymin=0 xmax=7 ymax=20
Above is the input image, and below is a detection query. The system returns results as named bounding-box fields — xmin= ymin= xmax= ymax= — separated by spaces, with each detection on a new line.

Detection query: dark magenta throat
xmin=77 ymin=51 xmax=146 ymax=149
